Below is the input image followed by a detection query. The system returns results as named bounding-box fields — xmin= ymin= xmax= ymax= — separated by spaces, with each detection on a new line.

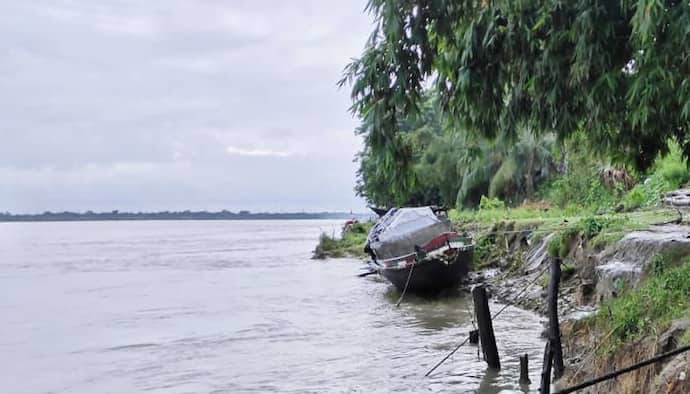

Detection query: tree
xmin=341 ymin=0 xmax=690 ymax=172
xmin=353 ymin=92 xmax=444 ymax=207
xmin=354 ymin=91 xmax=557 ymax=208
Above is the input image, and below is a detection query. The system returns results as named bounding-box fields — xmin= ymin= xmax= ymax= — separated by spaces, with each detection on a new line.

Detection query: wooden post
xmin=469 ymin=329 xmax=479 ymax=344
xmin=472 ymin=285 xmax=500 ymax=370
xmin=540 ymin=341 xmax=553 ymax=394
xmin=547 ymin=257 xmax=564 ymax=379
xmin=519 ymin=353 xmax=531 ymax=385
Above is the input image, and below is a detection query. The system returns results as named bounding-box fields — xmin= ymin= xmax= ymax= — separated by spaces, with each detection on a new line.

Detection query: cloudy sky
xmin=1 ymin=1 xmax=373 ymax=213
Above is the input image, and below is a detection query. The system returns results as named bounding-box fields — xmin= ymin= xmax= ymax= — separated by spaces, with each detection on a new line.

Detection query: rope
xmin=490 ymin=263 xmax=550 ymax=320
xmin=424 ymin=337 xmax=472 ymax=377
xmin=424 ymin=263 xmax=551 ymax=377
xmin=395 ymin=261 xmax=415 ymax=307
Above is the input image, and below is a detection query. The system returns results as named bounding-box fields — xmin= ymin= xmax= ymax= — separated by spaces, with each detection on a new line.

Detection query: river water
xmin=0 ymin=220 xmax=545 ymax=393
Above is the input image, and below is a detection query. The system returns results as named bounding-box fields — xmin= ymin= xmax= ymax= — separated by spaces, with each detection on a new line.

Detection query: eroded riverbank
xmin=464 ymin=216 xmax=690 ymax=393
xmin=318 ymin=206 xmax=690 ymax=392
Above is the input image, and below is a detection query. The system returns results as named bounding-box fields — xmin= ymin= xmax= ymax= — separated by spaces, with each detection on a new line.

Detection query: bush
xmin=580 ymin=217 xmax=604 ymax=238
xmin=547 ymin=230 xmax=577 ymax=258
xmin=547 ymin=216 xmax=627 ymax=258
xmin=540 ymin=157 xmax=615 ymax=212
xmin=656 ymin=146 xmax=690 ymax=188
xmin=622 ymin=186 xmax=647 ymax=209
xmin=479 ymin=195 xmax=505 ymax=210
xmin=313 ymin=221 xmax=373 ymax=259
xmin=621 ymin=143 xmax=690 ymax=209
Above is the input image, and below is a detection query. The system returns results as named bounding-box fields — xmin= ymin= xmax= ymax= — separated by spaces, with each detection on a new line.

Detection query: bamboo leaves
xmin=342 ymin=0 xmax=690 ymax=173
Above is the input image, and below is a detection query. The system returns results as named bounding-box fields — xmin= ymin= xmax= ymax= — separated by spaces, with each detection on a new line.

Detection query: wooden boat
xmin=365 ymin=207 xmax=474 ymax=294
xmin=369 ymin=206 xmax=390 ymax=217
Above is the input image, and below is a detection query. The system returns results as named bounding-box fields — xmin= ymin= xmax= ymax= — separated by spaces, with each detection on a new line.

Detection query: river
xmin=0 ymin=220 xmax=545 ymax=393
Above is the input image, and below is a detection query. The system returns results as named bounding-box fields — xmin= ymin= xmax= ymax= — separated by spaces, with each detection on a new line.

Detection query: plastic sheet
xmin=366 ymin=207 xmax=451 ymax=259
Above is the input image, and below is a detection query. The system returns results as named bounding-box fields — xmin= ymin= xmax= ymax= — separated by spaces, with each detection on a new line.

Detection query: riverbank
xmin=312 ymin=220 xmax=373 ymax=259
xmin=458 ymin=205 xmax=690 ymax=392
xmin=315 ymin=204 xmax=690 ymax=392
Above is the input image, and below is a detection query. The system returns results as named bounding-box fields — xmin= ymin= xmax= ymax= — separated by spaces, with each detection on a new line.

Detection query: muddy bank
xmin=470 ymin=220 xmax=690 ymax=393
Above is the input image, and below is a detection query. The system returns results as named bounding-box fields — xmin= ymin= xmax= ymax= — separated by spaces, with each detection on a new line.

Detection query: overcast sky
xmin=0 ymin=1 xmax=373 ymax=213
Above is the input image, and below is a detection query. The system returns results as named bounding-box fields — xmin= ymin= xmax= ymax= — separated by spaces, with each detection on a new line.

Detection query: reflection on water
xmin=0 ymin=220 xmax=545 ymax=393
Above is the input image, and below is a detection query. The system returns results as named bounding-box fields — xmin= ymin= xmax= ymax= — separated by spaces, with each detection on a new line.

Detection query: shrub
xmin=580 ymin=217 xmax=604 ymax=238
xmin=479 ymin=195 xmax=505 ymax=210
xmin=313 ymin=221 xmax=373 ymax=259
xmin=621 ymin=143 xmax=690 ymax=209
xmin=547 ymin=231 xmax=576 ymax=258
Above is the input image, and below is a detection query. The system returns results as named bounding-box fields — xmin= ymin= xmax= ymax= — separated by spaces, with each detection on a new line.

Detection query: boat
xmin=369 ymin=206 xmax=390 ymax=218
xmin=364 ymin=206 xmax=474 ymax=294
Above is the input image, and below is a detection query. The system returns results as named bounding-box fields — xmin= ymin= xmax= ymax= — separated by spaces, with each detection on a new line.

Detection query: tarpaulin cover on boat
xmin=366 ymin=207 xmax=451 ymax=259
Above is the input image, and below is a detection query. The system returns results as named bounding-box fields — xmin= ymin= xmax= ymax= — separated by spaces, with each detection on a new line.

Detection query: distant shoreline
xmin=0 ymin=211 xmax=368 ymax=223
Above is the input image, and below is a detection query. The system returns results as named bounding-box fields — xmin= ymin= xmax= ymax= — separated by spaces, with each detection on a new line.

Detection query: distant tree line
xmin=0 ymin=210 xmax=361 ymax=222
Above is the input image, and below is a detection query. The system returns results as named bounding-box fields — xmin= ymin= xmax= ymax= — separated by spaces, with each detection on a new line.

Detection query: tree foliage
xmin=354 ymin=93 xmax=557 ymax=208
xmin=341 ymin=0 xmax=690 ymax=173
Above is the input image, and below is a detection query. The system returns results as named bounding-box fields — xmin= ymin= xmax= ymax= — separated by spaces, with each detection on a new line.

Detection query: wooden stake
xmin=540 ymin=341 xmax=553 ymax=394
xmin=547 ymin=258 xmax=564 ymax=379
xmin=469 ymin=329 xmax=479 ymax=344
xmin=519 ymin=353 xmax=531 ymax=385
xmin=472 ymin=285 xmax=500 ymax=370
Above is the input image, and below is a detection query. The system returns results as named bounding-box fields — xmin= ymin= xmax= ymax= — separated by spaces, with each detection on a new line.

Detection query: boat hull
xmin=376 ymin=248 xmax=473 ymax=294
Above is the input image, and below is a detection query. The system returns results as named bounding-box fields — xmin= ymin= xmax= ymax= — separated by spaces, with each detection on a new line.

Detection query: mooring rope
xmin=424 ymin=337 xmax=472 ymax=377
xmin=424 ymin=263 xmax=551 ymax=377
xmin=395 ymin=261 xmax=415 ymax=307
xmin=490 ymin=263 xmax=550 ymax=320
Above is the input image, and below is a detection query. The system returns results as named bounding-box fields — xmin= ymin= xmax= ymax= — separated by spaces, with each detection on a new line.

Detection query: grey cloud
xmin=0 ymin=0 xmax=370 ymax=212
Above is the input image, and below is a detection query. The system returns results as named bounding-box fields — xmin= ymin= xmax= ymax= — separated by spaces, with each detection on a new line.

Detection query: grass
xmin=592 ymin=256 xmax=690 ymax=351
xmin=450 ymin=203 xmax=680 ymax=263
xmin=313 ymin=221 xmax=373 ymax=259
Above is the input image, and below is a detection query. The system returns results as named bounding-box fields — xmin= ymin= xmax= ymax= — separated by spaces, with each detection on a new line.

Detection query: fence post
xmin=469 ymin=329 xmax=479 ymax=344
xmin=472 ymin=285 xmax=500 ymax=370
xmin=548 ymin=257 xmax=564 ymax=379
xmin=519 ymin=353 xmax=531 ymax=385
xmin=540 ymin=341 xmax=553 ymax=394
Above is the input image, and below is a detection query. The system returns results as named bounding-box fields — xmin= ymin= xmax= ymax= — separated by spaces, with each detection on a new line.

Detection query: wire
xmin=395 ymin=261 xmax=415 ymax=307
xmin=424 ymin=263 xmax=551 ymax=377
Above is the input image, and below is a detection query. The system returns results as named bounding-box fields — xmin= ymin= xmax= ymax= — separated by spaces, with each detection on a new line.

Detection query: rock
xmin=563 ymin=307 xmax=597 ymax=321
xmin=663 ymin=188 xmax=690 ymax=207
xmin=651 ymin=354 xmax=690 ymax=394
xmin=647 ymin=319 xmax=690 ymax=393
xmin=525 ymin=233 xmax=554 ymax=272
xmin=575 ymin=281 xmax=595 ymax=305
xmin=594 ymin=224 xmax=690 ymax=302
xmin=595 ymin=260 xmax=642 ymax=300
xmin=658 ymin=318 xmax=690 ymax=354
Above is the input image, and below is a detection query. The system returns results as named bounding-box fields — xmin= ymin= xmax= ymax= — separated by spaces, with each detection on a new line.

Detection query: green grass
xmin=313 ymin=221 xmax=373 ymax=259
xmin=594 ymin=257 xmax=690 ymax=350
xmin=449 ymin=205 xmax=577 ymax=225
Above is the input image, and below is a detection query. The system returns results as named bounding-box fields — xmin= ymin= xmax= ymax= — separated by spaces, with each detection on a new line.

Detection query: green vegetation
xmin=353 ymin=93 xmax=558 ymax=208
xmin=338 ymin=2 xmax=690 ymax=379
xmin=313 ymin=221 xmax=373 ymax=259
xmin=544 ymin=215 xmax=633 ymax=259
xmin=343 ymin=0 xmax=690 ymax=182
xmin=594 ymin=256 xmax=690 ymax=350
xmin=341 ymin=0 xmax=690 ymax=223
